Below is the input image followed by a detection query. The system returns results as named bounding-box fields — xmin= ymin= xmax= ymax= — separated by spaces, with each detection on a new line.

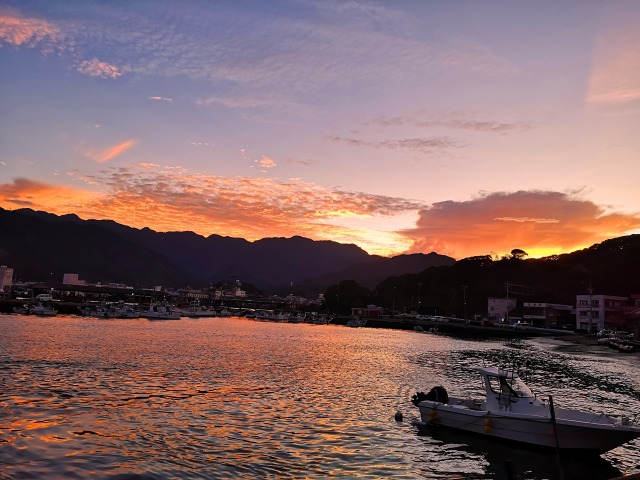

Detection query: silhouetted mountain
xmin=296 ymin=253 xmax=455 ymax=293
xmin=0 ymin=208 xmax=197 ymax=287
xmin=0 ymin=208 xmax=453 ymax=292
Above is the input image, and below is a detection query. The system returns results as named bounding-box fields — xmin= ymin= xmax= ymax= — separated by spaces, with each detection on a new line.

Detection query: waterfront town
xmin=2 ymin=264 xmax=639 ymax=341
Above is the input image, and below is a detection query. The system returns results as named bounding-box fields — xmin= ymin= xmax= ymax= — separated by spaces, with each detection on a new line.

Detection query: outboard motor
xmin=411 ymin=386 xmax=448 ymax=406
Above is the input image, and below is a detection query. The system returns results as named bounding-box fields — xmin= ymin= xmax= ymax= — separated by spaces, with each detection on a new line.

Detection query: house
xmin=523 ymin=302 xmax=574 ymax=329
xmin=575 ymin=294 xmax=626 ymax=332
xmin=487 ymin=297 xmax=517 ymax=324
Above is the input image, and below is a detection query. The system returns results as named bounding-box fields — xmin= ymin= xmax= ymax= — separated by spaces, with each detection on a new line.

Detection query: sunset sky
xmin=1 ymin=1 xmax=639 ymax=259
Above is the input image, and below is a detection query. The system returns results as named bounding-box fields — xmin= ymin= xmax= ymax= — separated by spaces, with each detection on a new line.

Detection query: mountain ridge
xmin=0 ymin=207 xmax=455 ymax=293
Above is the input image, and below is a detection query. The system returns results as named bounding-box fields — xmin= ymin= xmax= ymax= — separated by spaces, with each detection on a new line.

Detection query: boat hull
xmin=418 ymin=401 xmax=640 ymax=453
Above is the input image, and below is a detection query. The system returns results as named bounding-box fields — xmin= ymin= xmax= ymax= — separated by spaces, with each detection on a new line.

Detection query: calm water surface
xmin=1 ymin=314 xmax=639 ymax=479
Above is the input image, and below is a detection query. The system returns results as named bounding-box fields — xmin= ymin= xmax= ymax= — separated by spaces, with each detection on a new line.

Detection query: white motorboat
xmin=412 ymin=366 xmax=640 ymax=454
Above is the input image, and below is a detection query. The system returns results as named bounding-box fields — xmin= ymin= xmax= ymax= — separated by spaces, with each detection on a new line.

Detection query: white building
xmin=488 ymin=297 xmax=517 ymax=323
xmin=0 ymin=265 xmax=13 ymax=292
xmin=575 ymin=294 xmax=627 ymax=332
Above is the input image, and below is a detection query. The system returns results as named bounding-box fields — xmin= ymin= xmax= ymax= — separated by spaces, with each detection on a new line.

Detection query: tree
xmin=510 ymin=249 xmax=528 ymax=260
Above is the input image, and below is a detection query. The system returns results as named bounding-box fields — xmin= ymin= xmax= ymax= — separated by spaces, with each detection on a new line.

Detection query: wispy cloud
xmin=77 ymin=57 xmax=122 ymax=79
xmin=84 ymin=140 xmax=138 ymax=163
xmin=373 ymin=113 xmax=533 ymax=134
xmin=402 ymin=190 xmax=640 ymax=259
xmin=586 ymin=23 xmax=640 ymax=110
xmin=1 ymin=4 xmax=515 ymax=101
xmin=285 ymin=158 xmax=316 ymax=167
xmin=327 ymin=135 xmax=464 ymax=152
xmin=0 ymin=11 xmax=62 ymax=49
xmin=149 ymin=96 xmax=173 ymax=102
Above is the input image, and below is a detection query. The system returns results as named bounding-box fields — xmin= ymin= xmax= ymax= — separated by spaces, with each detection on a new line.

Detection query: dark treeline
xmin=324 ymin=235 xmax=640 ymax=317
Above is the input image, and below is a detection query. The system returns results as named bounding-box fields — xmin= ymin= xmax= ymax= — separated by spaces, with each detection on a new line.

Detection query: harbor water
xmin=1 ymin=314 xmax=639 ymax=479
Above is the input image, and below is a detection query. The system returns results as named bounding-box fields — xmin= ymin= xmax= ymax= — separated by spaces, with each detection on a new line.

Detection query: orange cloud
xmin=402 ymin=190 xmax=640 ymax=259
xmin=77 ymin=57 xmax=122 ymax=79
xmin=85 ymin=140 xmax=138 ymax=163
xmin=0 ymin=178 xmax=101 ymax=210
xmin=258 ymin=156 xmax=277 ymax=169
xmin=0 ymin=12 xmax=61 ymax=47
xmin=3 ymin=172 xmax=637 ymax=259
xmin=12 ymin=165 xmax=420 ymax=256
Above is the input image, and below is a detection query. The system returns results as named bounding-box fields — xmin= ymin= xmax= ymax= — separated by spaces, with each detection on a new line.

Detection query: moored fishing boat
xmin=78 ymin=303 xmax=118 ymax=318
xmin=412 ymin=366 xmax=640 ymax=454
xmin=12 ymin=304 xmax=30 ymax=314
xmin=178 ymin=299 xmax=216 ymax=318
xmin=30 ymin=303 xmax=58 ymax=317
xmin=144 ymin=302 xmax=181 ymax=320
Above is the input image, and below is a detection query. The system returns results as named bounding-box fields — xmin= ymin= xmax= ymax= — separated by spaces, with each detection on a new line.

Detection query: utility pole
xmin=392 ymin=286 xmax=396 ymax=317
xmin=505 ymin=281 xmax=510 ymax=325
xmin=462 ymin=285 xmax=468 ymax=320
xmin=588 ymin=284 xmax=594 ymax=334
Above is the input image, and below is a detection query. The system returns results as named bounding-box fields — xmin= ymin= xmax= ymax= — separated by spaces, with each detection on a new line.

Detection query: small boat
xmin=12 ymin=304 xmax=31 ymax=314
xmin=144 ymin=303 xmax=181 ymax=320
xmin=347 ymin=316 xmax=367 ymax=327
xmin=111 ymin=302 xmax=140 ymax=319
xmin=412 ymin=366 xmax=640 ymax=454
xmin=78 ymin=303 xmax=118 ymax=318
xmin=177 ymin=299 xmax=216 ymax=318
xmin=30 ymin=303 xmax=58 ymax=317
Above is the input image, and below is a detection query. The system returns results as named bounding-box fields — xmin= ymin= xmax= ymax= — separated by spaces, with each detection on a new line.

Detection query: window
xmin=487 ymin=375 xmax=533 ymax=398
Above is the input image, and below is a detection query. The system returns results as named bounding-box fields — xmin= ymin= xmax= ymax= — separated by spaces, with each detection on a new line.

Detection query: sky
xmin=1 ymin=0 xmax=639 ymax=259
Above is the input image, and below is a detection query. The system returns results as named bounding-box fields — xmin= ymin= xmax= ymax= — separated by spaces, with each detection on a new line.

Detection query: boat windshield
xmin=488 ymin=374 xmax=534 ymax=398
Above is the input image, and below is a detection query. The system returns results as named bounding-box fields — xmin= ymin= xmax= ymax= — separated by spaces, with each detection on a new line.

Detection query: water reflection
xmin=416 ymin=424 xmax=622 ymax=480
xmin=1 ymin=315 xmax=639 ymax=478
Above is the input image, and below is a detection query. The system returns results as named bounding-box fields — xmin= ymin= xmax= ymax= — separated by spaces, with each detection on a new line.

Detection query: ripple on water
xmin=1 ymin=315 xmax=639 ymax=478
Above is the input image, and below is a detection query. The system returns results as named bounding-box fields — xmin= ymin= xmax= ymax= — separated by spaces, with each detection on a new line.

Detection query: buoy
xmin=395 ymin=410 xmax=403 ymax=422
xmin=484 ymin=418 xmax=491 ymax=433
xmin=428 ymin=408 xmax=438 ymax=423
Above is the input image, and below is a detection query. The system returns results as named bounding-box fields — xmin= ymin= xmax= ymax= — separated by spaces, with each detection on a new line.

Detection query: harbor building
xmin=522 ymin=302 xmax=574 ymax=329
xmin=575 ymin=294 xmax=626 ymax=332
xmin=487 ymin=297 xmax=517 ymax=324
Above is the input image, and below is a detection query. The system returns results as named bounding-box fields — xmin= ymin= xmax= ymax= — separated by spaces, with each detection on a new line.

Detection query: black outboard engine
xmin=411 ymin=386 xmax=448 ymax=406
